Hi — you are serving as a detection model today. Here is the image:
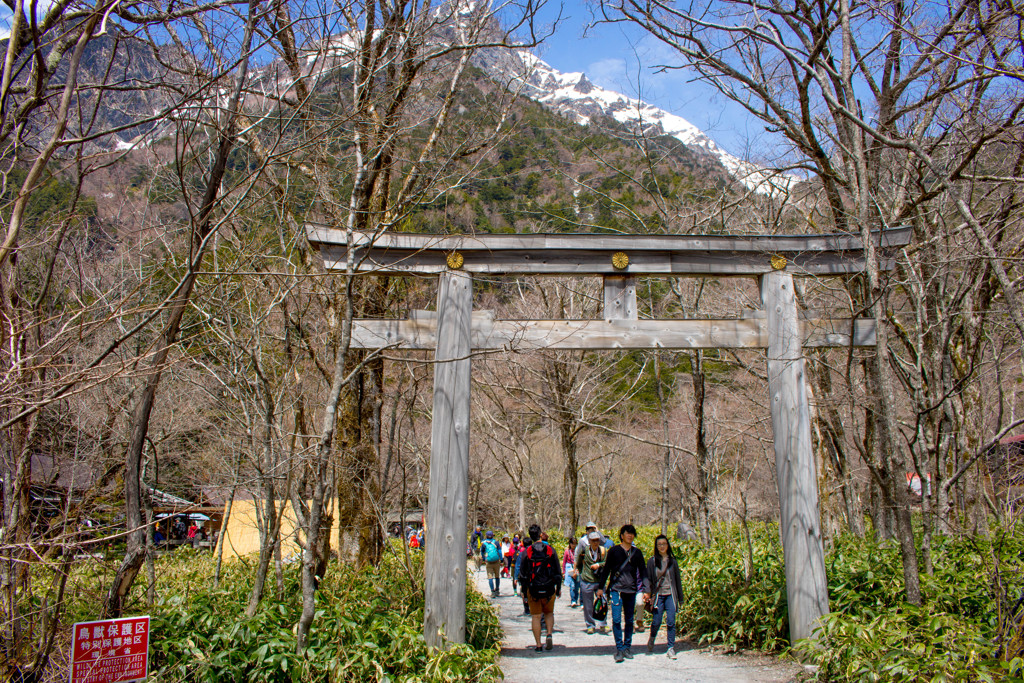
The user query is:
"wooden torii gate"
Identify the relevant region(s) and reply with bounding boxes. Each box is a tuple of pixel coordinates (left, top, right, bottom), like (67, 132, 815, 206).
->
(307, 227, 911, 648)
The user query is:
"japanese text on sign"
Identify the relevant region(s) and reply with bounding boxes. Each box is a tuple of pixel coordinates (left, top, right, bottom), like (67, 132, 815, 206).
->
(70, 616, 149, 683)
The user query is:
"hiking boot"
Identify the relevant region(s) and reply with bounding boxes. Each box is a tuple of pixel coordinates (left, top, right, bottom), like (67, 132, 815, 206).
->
(586, 627, 595, 634)
(623, 648, 634, 659)
(614, 650, 624, 663)
(667, 646, 677, 660)
(545, 634, 553, 650)
(647, 637, 655, 653)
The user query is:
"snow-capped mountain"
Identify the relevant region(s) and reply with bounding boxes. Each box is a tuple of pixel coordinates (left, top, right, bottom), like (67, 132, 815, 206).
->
(482, 49, 791, 194)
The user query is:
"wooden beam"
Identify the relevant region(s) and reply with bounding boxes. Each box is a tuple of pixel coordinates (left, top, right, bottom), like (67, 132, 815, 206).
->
(345, 315, 877, 350)
(423, 271, 472, 649)
(603, 276, 637, 319)
(306, 227, 911, 276)
(761, 272, 830, 643)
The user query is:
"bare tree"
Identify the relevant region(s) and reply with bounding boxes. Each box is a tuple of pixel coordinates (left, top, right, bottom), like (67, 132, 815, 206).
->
(605, 0, 1024, 604)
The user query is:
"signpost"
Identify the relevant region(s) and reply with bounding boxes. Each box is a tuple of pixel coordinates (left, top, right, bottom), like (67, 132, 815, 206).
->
(70, 616, 149, 683)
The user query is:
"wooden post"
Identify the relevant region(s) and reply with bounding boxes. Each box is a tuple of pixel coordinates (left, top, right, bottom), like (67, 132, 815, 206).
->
(603, 276, 637, 319)
(424, 270, 472, 649)
(761, 272, 829, 643)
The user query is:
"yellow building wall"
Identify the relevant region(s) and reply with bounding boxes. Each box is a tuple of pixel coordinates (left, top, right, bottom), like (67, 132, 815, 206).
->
(217, 499, 343, 560)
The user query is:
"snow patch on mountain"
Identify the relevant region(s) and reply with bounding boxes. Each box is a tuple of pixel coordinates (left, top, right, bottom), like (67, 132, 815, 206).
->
(511, 52, 792, 195)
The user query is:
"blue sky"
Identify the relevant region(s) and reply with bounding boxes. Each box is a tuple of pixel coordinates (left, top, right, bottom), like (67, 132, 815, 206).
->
(0, 0, 768, 159)
(528, 0, 767, 158)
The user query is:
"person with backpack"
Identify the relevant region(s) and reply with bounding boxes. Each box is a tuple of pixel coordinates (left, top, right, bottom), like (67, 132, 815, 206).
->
(514, 541, 529, 612)
(576, 530, 608, 633)
(481, 530, 503, 596)
(596, 524, 648, 663)
(643, 534, 684, 659)
(518, 524, 562, 652)
(469, 526, 486, 572)
(507, 535, 521, 584)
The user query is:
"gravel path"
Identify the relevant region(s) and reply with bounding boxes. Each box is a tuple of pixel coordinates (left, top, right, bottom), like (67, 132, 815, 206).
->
(476, 570, 806, 683)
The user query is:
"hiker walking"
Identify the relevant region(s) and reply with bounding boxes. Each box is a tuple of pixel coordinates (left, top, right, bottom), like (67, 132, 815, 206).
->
(574, 521, 607, 556)
(514, 540, 529, 612)
(575, 530, 608, 633)
(501, 536, 512, 577)
(595, 524, 647, 663)
(470, 526, 484, 572)
(518, 524, 562, 652)
(482, 531, 503, 596)
(563, 538, 580, 607)
(505, 534, 519, 581)
(643, 534, 683, 659)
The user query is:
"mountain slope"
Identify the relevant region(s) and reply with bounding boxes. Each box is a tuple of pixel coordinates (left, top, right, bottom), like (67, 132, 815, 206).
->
(473, 48, 791, 194)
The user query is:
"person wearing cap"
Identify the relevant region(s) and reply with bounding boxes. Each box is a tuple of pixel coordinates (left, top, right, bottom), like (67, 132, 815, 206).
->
(481, 530, 503, 596)
(575, 530, 608, 633)
(575, 521, 610, 556)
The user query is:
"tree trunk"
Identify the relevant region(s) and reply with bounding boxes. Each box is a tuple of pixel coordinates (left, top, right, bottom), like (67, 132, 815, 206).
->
(691, 350, 712, 546)
(297, 451, 332, 649)
(214, 490, 235, 588)
(245, 486, 278, 617)
(337, 278, 387, 567)
(811, 355, 864, 536)
(336, 358, 384, 566)
(654, 351, 673, 536)
(518, 493, 526, 535)
(101, 7, 255, 615)
(247, 386, 282, 616)
(142, 454, 156, 608)
(561, 422, 580, 534)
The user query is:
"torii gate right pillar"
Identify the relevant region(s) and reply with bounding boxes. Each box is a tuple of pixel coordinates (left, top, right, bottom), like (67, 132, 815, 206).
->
(761, 272, 830, 642)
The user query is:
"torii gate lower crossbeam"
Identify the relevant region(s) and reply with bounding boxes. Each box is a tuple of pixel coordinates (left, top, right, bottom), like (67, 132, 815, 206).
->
(307, 227, 910, 649)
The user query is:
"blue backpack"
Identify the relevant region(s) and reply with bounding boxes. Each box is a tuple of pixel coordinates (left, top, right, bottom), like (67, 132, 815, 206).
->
(482, 539, 501, 562)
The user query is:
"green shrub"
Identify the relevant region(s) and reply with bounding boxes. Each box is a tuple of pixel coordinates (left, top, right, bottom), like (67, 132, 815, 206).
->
(800, 605, 1018, 682)
(601, 522, 1024, 682)
(135, 549, 501, 682)
(672, 523, 789, 651)
(799, 528, 1024, 682)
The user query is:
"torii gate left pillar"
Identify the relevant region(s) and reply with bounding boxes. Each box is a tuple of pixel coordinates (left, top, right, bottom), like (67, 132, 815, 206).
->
(423, 271, 472, 647)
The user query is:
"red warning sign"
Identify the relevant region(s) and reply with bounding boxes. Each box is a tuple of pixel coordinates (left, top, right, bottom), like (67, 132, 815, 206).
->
(70, 616, 149, 683)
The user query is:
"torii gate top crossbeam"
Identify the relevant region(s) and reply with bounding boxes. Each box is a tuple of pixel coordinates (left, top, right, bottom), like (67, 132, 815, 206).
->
(306, 226, 911, 276)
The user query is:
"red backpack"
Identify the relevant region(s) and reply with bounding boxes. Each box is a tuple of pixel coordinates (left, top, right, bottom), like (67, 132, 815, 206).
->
(523, 544, 559, 599)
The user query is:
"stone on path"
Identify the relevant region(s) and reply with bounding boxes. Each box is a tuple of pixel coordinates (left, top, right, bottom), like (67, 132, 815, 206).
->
(477, 570, 805, 683)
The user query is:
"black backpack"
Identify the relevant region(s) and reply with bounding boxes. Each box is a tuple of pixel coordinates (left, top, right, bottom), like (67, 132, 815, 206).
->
(523, 544, 559, 599)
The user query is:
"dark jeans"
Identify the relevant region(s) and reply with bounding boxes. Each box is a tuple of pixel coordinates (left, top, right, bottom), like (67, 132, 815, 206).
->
(610, 589, 637, 651)
(649, 593, 677, 649)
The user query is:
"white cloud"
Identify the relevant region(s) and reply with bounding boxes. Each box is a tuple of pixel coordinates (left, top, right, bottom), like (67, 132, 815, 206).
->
(586, 57, 627, 91)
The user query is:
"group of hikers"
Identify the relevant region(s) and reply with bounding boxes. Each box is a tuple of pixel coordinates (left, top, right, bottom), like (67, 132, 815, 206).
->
(471, 521, 683, 662)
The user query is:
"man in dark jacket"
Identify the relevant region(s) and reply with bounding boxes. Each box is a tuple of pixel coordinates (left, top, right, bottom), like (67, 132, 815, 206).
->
(595, 524, 648, 662)
(518, 524, 562, 652)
